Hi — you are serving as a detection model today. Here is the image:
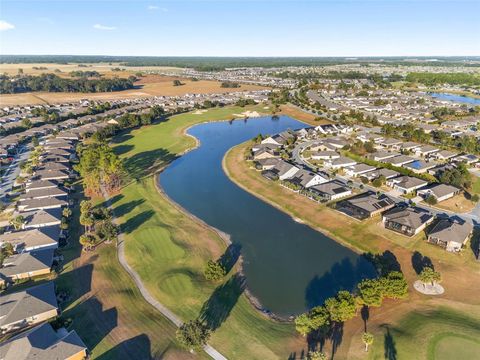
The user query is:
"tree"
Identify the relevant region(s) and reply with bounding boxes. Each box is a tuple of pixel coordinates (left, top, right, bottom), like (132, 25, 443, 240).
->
(79, 234, 97, 250)
(62, 207, 72, 218)
(294, 313, 313, 337)
(325, 290, 357, 323)
(96, 220, 118, 242)
(419, 267, 442, 287)
(10, 215, 25, 230)
(176, 320, 210, 350)
(357, 279, 383, 307)
(309, 306, 330, 331)
(307, 350, 327, 360)
(425, 195, 437, 205)
(381, 271, 408, 299)
(203, 260, 227, 281)
(362, 332, 374, 352)
(173, 79, 183, 86)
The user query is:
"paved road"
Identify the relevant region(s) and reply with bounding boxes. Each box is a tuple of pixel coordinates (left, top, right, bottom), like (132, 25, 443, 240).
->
(103, 191, 228, 360)
(0, 145, 31, 202)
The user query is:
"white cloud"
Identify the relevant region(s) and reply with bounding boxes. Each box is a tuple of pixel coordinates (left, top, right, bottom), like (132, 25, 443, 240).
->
(93, 24, 116, 31)
(148, 5, 167, 12)
(0, 20, 15, 32)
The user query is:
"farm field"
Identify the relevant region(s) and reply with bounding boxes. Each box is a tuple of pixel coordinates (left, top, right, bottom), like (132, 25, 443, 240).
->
(224, 140, 480, 358)
(0, 69, 267, 106)
(108, 106, 304, 359)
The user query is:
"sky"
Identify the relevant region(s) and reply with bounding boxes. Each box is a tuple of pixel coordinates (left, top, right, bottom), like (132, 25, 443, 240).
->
(0, 0, 479, 57)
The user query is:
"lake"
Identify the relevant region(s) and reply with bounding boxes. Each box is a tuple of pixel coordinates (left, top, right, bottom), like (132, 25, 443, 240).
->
(429, 92, 480, 105)
(159, 116, 375, 317)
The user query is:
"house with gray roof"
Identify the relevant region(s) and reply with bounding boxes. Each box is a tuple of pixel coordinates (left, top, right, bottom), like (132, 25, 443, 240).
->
(384, 155, 415, 167)
(0, 322, 87, 360)
(18, 197, 68, 212)
(336, 191, 396, 220)
(0, 226, 60, 252)
(25, 180, 59, 192)
(308, 180, 352, 201)
(19, 187, 68, 201)
(21, 209, 62, 229)
(417, 184, 460, 202)
(0, 282, 59, 334)
(382, 206, 434, 237)
(0, 249, 54, 286)
(386, 176, 429, 194)
(427, 219, 473, 252)
(286, 169, 329, 188)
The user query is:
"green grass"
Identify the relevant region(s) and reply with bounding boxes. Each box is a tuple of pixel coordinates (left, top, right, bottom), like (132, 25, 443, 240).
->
(110, 106, 303, 359)
(429, 333, 480, 360)
(472, 176, 480, 195)
(53, 185, 192, 359)
(368, 307, 480, 360)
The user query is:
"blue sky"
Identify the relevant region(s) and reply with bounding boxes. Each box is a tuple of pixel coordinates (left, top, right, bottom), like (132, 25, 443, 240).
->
(0, 1, 479, 56)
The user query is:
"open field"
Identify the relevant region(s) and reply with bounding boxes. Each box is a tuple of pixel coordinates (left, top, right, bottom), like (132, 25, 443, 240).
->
(0, 62, 180, 77)
(109, 106, 304, 359)
(0, 73, 267, 106)
(224, 140, 480, 358)
(278, 104, 331, 126)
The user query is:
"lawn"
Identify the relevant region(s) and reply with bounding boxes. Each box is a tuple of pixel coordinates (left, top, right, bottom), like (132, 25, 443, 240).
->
(367, 306, 480, 360)
(472, 176, 480, 195)
(110, 106, 304, 359)
(53, 185, 193, 360)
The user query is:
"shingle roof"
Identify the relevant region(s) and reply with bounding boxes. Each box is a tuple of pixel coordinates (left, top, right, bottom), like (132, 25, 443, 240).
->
(0, 226, 60, 250)
(0, 282, 58, 328)
(0, 249, 53, 279)
(0, 323, 87, 360)
(428, 219, 473, 245)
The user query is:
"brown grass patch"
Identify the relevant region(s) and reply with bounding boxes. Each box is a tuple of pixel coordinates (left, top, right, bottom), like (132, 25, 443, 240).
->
(278, 104, 331, 126)
(434, 192, 476, 213)
(0, 74, 268, 106)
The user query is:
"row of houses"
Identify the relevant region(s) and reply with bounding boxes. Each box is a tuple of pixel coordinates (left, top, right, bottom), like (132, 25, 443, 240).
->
(0, 134, 88, 359)
(336, 191, 474, 252)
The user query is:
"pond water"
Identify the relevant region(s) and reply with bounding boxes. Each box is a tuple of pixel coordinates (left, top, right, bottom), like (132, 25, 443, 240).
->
(159, 116, 375, 316)
(429, 92, 480, 105)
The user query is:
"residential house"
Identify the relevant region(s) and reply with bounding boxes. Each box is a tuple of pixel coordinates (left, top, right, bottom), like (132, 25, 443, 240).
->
(25, 180, 59, 192)
(382, 206, 434, 236)
(362, 168, 399, 181)
(433, 150, 458, 162)
(427, 219, 473, 252)
(0, 323, 87, 360)
(336, 191, 396, 220)
(384, 155, 415, 167)
(345, 163, 377, 177)
(370, 151, 400, 161)
(18, 197, 68, 212)
(21, 209, 63, 229)
(308, 180, 352, 201)
(417, 184, 460, 202)
(310, 151, 340, 160)
(386, 176, 429, 194)
(19, 187, 68, 201)
(324, 156, 357, 170)
(0, 282, 59, 334)
(0, 249, 54, 286)
(267, 160, 299, 180)
(414, 145, 440, 158)
(0, 226, 60, 252)
(287, 169, 329, 188)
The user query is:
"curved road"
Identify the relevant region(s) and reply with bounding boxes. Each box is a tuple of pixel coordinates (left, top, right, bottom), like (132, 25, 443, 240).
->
(103, 190, 228, 360)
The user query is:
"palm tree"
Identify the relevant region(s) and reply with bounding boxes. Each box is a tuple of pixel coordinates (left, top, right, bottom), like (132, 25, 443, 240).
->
(307, 350, 327, 360)
(10, 215, 25, 230)
(362, 332, 374, 352)
(419, 267, 441, 287)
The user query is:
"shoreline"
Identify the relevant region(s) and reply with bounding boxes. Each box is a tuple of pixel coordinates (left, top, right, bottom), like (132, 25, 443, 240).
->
(221, 143, 367, 256)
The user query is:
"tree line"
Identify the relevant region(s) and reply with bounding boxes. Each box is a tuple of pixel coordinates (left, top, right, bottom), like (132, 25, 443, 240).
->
(406, 72, 480, 86)
(0, 73, 136, 94)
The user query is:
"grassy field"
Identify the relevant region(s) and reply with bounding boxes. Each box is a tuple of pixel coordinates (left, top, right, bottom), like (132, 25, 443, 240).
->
(472, 176, 480, 195)
(109, 106, 304, 359)
(224, 140, 480, 359)
(366, 306, 480, 360)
